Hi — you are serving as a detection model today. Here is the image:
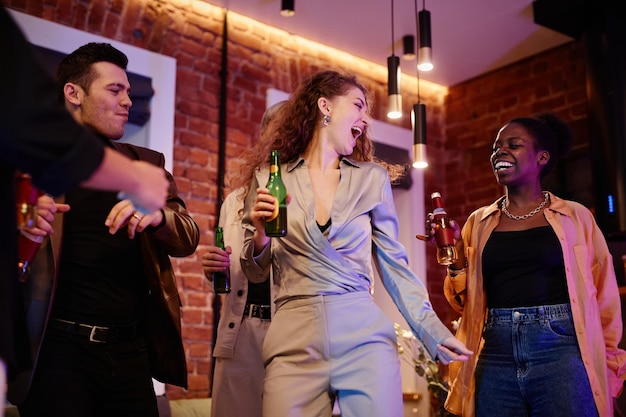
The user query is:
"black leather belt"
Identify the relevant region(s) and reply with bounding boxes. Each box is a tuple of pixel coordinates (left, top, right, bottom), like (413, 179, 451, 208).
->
(49, 318, 137, 344)
(243, 303, 271, 321)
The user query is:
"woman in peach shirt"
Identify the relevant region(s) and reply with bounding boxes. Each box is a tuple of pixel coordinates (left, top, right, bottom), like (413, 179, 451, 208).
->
(440, 112, 626, 417)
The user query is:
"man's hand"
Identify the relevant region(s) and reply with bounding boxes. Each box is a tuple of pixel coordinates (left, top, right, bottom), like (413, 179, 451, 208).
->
(118, 161, 168, 214)
(83, 150, 168, 213)
(20, 194, 70, 237)
(105, 199, 163, 238)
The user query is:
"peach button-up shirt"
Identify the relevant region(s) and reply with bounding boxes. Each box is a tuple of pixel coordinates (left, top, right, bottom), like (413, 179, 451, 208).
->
(444, 192, 626, 417)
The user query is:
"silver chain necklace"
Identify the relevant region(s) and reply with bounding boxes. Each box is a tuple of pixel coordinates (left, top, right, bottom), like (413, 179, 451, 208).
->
(501, 192, 549, 221)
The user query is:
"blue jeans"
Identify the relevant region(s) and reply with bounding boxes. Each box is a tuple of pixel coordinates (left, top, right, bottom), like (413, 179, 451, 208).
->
(475, 304, 597, 417)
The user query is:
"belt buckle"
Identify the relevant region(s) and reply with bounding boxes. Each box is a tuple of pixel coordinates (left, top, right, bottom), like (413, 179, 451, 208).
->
(260, 305, 271, 321)
(89, 325, 109, 343)
(244, 304, 253, 319)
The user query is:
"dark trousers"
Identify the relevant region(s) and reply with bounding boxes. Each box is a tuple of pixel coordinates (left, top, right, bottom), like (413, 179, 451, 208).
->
(18, 327, 158, 417)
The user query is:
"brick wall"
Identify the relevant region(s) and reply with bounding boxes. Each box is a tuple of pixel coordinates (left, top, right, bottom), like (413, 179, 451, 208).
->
(7, 0, 588, 398)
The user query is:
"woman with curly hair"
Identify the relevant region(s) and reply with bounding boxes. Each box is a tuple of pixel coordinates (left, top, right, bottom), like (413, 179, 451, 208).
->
(239, 70, 471, 417)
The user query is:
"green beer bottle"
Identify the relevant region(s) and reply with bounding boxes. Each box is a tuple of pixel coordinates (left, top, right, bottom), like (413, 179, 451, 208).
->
(212, 226, 231, 293)
(265, 150, 288, 237)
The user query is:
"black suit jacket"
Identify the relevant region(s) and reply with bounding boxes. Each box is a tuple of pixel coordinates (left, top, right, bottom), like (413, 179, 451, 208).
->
(8, 141, 199, 404)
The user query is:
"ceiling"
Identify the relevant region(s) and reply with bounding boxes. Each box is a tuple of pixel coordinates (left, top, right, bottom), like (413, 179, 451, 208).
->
(212, 0, 573, 87)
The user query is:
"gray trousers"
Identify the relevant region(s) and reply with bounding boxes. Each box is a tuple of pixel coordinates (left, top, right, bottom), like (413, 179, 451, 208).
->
(262, 291, 402, 417)
(211, 316, 270, 417)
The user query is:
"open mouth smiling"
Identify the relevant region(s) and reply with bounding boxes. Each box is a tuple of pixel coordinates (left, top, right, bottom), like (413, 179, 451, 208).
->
(494, 160, 514, 172)
(351, 125, 363, 140)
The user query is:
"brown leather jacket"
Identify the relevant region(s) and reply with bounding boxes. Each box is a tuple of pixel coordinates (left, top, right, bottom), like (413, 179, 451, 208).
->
(8, 142, 199, 404)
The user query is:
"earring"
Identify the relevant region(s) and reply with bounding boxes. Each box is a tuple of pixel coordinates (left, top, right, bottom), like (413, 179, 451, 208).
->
(323, 114, 331, 126)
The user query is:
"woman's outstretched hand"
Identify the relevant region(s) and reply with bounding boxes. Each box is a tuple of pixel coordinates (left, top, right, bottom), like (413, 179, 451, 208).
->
(436, 337, 473, 365)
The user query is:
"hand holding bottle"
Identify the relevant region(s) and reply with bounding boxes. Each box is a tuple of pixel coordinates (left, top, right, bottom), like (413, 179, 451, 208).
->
(264, 150, 287, 237)
(29, 194, 70, 234)
(249, 151, 290, 252)
(16, 171, 39, 229)
(415, 192, 462, 266)
(415, 216, 461, 243)
(16, 181, 70, 281)
(210, 227, 231, 293)
(248, 188, 290, 253)
(202, 245, 231, 279)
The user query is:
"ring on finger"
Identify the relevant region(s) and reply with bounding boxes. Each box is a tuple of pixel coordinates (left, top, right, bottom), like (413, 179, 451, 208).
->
(133, 213, 142, 221)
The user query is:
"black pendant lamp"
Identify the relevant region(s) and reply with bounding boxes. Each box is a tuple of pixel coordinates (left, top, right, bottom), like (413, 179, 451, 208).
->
(280, 0, 295, 17)
(412, 0, 428, 168)
(402, 35, 416, 61)
(412, 102, 428, 168)
(417, 1, 433, 72)
(387, 0, 402, 119)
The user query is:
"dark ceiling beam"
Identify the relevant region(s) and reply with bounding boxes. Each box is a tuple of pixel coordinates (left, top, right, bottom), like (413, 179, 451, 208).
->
(532, 0, 591, 38)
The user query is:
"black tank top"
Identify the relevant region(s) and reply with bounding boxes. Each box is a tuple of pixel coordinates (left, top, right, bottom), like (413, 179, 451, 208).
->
(482, 226, 569, 308)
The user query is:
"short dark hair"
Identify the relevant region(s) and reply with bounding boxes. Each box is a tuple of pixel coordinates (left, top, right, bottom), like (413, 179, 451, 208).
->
(508, 112, 573, 179)
(56, 42, 128, 102)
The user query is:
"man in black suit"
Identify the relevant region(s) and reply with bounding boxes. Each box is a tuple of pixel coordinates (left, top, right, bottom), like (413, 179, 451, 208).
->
(0, 6, 171, 388)
(9, 42, 199, 417)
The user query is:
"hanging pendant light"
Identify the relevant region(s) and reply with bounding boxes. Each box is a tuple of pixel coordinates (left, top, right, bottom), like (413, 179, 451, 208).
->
(280, 0, 295, 17)
(387, 0, 402, 119)
(402, 35, 416, 61)
(412, 103, 428, 168)
(387, 56, 402, 119)
(417, 1, 433, 72)
(412, 0, 428, 169)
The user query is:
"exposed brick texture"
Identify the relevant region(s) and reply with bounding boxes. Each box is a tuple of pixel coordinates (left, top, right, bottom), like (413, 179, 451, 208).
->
(7, 0, 587, 398)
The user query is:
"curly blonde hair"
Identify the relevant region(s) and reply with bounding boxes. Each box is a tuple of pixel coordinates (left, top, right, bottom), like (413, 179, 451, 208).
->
(231, 70, 406, 200)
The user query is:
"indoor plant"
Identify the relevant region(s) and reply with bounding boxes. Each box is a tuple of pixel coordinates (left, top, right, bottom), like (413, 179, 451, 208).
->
(394, 323, 456, 417)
